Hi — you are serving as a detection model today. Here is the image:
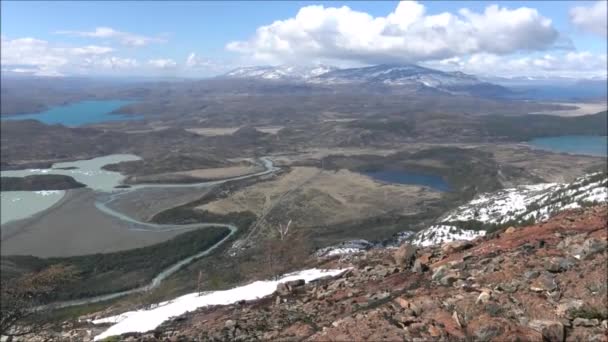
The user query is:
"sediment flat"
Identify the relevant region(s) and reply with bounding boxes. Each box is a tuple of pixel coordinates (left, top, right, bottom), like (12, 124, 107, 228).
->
(0, 188, 198, 257)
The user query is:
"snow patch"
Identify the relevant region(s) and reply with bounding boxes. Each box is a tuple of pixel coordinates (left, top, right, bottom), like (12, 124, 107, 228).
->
(93, 268, 347, 340)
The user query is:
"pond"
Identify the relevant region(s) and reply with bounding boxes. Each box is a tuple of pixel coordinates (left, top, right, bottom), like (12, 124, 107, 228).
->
(528, 135, 607, 157)
(363, 170, 451, 192)
(1, 100, 139, 126)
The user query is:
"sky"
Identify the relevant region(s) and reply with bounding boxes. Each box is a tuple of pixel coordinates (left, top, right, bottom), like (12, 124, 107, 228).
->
(1, 1, 606, 78)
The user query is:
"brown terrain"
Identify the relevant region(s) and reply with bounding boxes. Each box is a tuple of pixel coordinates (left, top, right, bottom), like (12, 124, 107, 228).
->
(40, 205, 607, 341)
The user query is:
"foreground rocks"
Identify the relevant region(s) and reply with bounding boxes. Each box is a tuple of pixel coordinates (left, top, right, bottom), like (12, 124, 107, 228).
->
(26, 206, 608, 341)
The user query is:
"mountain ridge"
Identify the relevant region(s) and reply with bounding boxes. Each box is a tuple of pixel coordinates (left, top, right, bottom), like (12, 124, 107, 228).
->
(221, 63, 513, 97)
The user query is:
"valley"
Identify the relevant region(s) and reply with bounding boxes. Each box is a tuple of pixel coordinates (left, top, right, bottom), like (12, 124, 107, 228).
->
(1, 64, 606, 340)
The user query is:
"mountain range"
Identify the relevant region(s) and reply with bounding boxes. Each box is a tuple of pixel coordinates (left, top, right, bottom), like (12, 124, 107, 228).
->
(221, 64, 511, 97)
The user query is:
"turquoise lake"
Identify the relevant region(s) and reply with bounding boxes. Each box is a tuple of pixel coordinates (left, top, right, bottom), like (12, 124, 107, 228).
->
(528, 136, 607, 157)
(363, 170, 451, 192)
(1, 100, 139, 126)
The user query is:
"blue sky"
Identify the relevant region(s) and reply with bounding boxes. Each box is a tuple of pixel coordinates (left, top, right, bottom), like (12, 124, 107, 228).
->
(1, 1, 606, 78)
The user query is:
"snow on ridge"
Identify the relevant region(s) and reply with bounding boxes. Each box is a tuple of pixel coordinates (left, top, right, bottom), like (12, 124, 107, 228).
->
(411, 225, 485, 247)
(409, 172, 606, 247)
(315, 239, 373, 257)
(441, 173, 607, 225)
(93, 268, 347, 340)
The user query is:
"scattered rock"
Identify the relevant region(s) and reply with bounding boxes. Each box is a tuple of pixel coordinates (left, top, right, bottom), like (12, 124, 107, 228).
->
(572, 318, 600, 327)
(505, 226, 517, 234)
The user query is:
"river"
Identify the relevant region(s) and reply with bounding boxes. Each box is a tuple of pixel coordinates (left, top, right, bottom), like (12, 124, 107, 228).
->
(2, 156, 279, 309)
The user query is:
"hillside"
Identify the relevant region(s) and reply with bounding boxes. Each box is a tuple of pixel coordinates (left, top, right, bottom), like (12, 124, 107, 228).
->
(73, 205, 607, 341)
(410, 172, 607, 247)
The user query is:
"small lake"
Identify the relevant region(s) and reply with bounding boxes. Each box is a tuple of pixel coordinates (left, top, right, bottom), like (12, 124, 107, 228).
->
(1, 100, 139, 126)
(528, 136, 607, 157)
(363, 170, 451, 192)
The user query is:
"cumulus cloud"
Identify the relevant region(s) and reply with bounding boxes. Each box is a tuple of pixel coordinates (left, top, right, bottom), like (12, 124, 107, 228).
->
(82, 56, 139, 69)
(185, 53, 213, 68)
(227, 1, 561, 64)
(56, 27, 167, 46)
(570, 1, 607, 37)
(148, 58, 177, 69)
(425, 51, 608, 78)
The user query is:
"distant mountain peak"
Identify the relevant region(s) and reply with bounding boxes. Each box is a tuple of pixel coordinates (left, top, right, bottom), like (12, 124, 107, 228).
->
(223, 64, 338, 81)
(221, 63, 509, 97)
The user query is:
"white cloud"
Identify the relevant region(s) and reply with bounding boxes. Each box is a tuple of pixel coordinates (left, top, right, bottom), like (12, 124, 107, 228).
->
(185, 52, 212, 68)
(82, 56, 139, 69)
(56, 27, 167, 47)
(148, 58, 177, 69)
(227, 1, 560, 64)
(1, 35, 133, 76)
(68, 45, 114, 55)
(425, 51, 608, 78)
(570, 1, 607, 37)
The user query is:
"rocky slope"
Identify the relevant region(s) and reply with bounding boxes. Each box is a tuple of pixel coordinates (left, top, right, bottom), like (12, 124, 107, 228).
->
(46, 205, 606, 342)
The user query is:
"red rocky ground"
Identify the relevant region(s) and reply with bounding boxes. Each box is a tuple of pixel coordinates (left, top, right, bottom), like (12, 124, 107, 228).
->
(46, 206, 608, 341)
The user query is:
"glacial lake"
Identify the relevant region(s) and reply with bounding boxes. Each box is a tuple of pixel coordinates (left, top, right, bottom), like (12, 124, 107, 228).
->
(0, 191, 65, 225)
(528, 136, 607, 157)
(1, 100, 139, 126)
(0, 154, 141, 225)
(363, 170, 451, 192)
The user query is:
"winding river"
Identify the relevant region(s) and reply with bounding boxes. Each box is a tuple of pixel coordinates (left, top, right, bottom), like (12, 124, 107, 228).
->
(5, 157, 280, 309)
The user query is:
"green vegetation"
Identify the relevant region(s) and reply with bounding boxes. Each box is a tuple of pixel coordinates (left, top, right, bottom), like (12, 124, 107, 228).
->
(2, 227, 230, 301)
(571, 307, 608, 320)
(1, 175, 86, 191)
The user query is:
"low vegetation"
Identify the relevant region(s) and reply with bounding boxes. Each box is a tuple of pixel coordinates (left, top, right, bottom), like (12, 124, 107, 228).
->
(1, 174, 86, 191)
(1, 227, 230, 301)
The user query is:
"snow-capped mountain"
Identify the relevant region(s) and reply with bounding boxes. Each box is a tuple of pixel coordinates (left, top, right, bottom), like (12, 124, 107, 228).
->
(223, 65, 338, 81)
(222, 63, 509, 97)
(410, 172, 607, 247)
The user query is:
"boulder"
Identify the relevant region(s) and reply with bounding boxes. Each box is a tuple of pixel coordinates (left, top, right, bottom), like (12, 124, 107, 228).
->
(556, 299, 584, 317)
(545, 257, 576, 273)
(411, 259, 428, 273)
(393, 244, 417, 267)
(530, 273, 558, 292)
(529, 320, 564, 342)
(441, 240, 474, 254)
(572, 318, 600, 327)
